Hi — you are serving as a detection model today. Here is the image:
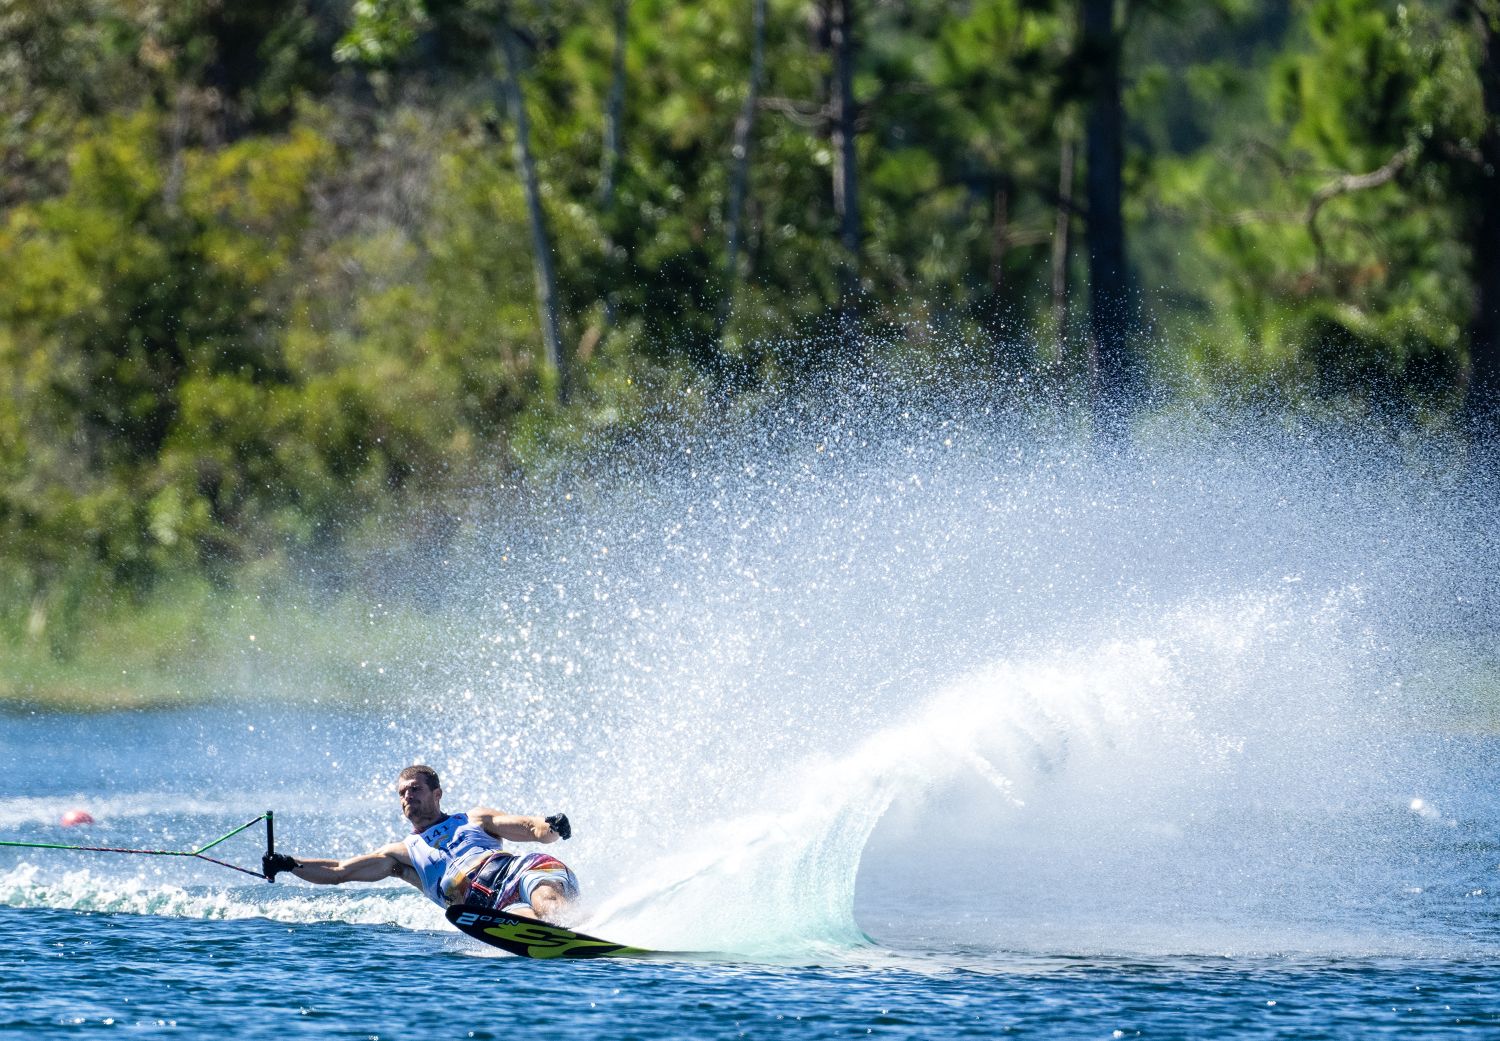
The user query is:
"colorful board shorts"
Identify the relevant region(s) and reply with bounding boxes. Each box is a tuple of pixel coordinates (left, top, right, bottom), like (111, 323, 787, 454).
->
(463, 851, 579, 912)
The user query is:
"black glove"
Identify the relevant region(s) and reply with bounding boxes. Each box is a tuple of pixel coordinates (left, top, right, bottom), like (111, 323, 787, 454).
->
(544, 813, 571, 840)
(262, 852, 299, 881)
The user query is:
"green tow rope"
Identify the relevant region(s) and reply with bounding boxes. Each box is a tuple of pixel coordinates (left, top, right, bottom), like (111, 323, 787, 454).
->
(0, 811, 275, 881)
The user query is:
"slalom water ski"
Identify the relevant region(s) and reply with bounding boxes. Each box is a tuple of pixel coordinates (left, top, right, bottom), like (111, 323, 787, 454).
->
(446, 904, 710, 960)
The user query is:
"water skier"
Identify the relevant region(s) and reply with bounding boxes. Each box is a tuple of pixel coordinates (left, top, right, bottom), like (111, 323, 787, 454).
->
(261, 765, 578, 921)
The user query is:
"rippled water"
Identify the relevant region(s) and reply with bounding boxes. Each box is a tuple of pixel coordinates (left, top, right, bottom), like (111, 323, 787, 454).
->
(6, 405, 1500, 1037)
(7, 907, 1500, 1040)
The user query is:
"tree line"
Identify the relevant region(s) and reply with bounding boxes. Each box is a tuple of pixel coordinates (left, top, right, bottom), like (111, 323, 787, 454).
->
(2, 0, 1498, 653)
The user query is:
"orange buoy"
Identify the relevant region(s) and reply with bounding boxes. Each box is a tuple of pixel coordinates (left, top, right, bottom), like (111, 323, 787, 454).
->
(59, 809, 95, 827)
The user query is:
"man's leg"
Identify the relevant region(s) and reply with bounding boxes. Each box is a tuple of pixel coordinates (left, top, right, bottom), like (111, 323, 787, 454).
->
(527, 881, 569, 922)
(501, 855, 578, 922)
(501, 883, 566, 921)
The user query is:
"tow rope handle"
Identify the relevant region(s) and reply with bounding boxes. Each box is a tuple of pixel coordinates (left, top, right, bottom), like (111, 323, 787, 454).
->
(264, 810, 276, 883)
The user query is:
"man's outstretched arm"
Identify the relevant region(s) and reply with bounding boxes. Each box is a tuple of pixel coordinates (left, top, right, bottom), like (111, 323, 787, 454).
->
(264, 844, 409, 884)
(470, 808, 570, 843)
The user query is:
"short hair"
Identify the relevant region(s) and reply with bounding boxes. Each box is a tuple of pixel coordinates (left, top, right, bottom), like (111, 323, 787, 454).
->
(397, 764, 441, 791)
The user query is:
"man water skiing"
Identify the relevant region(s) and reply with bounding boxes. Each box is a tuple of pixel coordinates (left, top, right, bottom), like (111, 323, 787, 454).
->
(261, 765, 579, 921)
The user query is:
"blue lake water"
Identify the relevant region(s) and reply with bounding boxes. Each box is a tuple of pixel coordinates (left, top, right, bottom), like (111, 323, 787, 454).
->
(5, 418, 1500, 1036)
(6, 904, 1500, 1039)
(4, 697, 1497, 1037)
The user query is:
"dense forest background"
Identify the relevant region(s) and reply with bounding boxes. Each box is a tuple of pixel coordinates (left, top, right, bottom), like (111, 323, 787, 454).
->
(2, 0, 1499, 702)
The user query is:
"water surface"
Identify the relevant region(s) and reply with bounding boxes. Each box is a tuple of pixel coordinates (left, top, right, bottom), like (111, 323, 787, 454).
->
(6, 410, 1500, 1037)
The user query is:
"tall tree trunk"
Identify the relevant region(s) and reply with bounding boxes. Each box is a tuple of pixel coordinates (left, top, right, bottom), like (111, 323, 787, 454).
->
(1051, 133, 1076, 367)
(497, 13, 568, 402)
(598, 0, 629, 330)
(989, 182, 1010, 296)
(828, 0, 861, 318)
(1469, 0, 1500, 430)
(719, 0, 767, 341)
(979, 180, 1012, 351)
(164, 85, 191, 213)
(599, 0, 628, 211)
(1081, 0, 1136, 422)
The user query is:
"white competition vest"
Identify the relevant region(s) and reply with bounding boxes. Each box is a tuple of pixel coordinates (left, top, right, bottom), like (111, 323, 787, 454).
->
(402, 813, 505, 906)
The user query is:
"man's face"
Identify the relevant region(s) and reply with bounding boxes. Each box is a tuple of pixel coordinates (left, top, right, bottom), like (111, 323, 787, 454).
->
(397, 776, 441, 825)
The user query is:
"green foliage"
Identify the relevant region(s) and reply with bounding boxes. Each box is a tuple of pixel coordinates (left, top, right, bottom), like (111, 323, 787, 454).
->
(1136, 0, 1486, 408)
(3, 0, 1499, 674)
(337, 0, 431, 65)
(0, 568, 458, 710)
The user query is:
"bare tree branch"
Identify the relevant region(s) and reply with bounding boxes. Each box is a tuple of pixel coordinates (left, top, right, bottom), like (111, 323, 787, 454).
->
(759, 96, 827, 127)
(1306, 144, 1417, 273)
